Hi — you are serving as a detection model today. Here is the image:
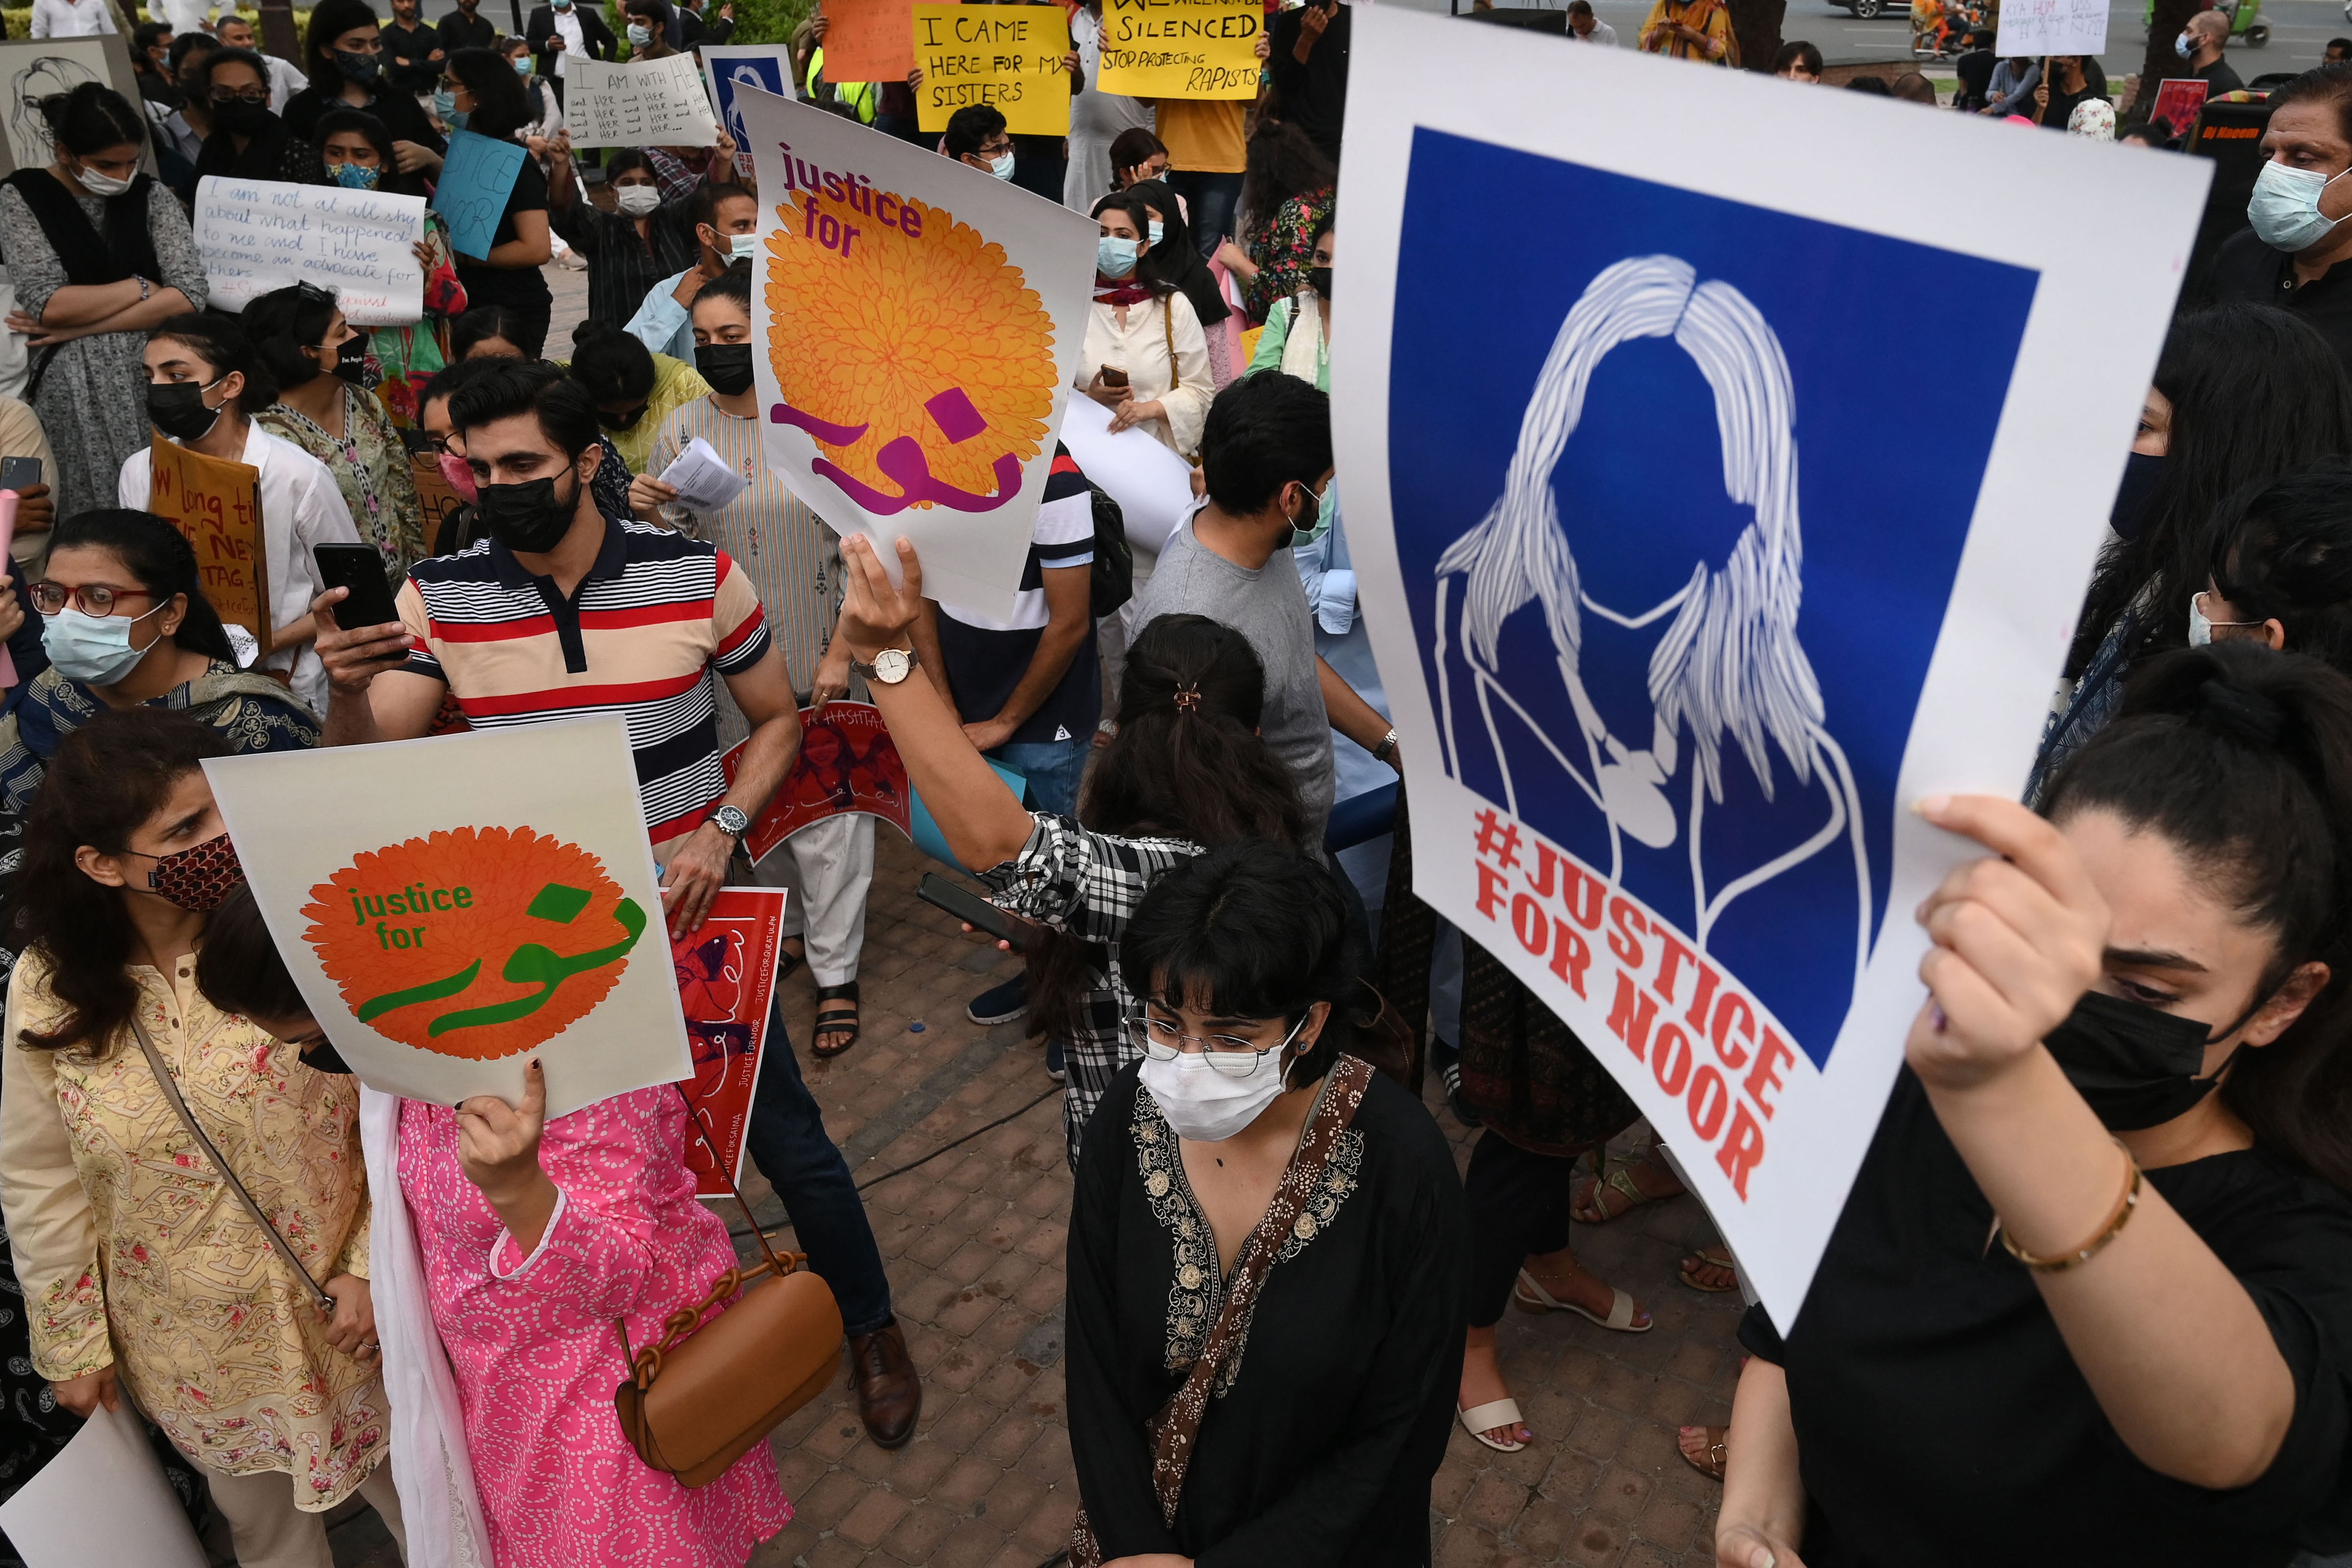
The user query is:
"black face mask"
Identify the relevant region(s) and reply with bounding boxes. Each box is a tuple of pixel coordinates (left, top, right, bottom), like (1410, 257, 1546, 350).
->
(334, 48, 382, 84)
(147, 378, 224, 441)
(2043, 988, 2234, 1131)
(1309, 264, 1333, 301)
(2108, 450, 2164, 544)
(476, 470, 580, 554)
(299, 1037, 357, 1075)
(211, 97, 277, 137)
(695, 342, 755, 396)
(333, 334, 369, 384)
(599, 403, 649, 431)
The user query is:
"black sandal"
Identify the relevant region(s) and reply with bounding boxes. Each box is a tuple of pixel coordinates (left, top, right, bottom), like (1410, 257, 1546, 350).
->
(777, 938, 804, 984)
(811, 980, 861, 1059)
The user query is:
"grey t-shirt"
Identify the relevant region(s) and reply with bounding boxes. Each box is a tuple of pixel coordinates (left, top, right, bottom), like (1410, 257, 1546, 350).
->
(1132, 502, 1335, 838)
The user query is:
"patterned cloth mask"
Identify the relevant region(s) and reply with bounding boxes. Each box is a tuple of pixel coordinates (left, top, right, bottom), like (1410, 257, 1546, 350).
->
(136, 832, 246, 911)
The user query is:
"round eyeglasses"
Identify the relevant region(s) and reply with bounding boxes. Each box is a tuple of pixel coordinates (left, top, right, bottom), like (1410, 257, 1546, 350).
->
(1123, 1011, 1308, 1078)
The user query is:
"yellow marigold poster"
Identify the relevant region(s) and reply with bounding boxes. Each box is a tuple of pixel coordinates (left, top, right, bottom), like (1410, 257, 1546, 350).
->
(203, 719, 692, 1119)
(737, 82, 1099, 622)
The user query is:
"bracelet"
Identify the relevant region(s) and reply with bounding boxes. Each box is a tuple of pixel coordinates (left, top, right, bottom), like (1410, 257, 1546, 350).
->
(134, 275, 151, 302)
(1372, 728, 1398, 763)
(1997, 1139, 2141, 1271)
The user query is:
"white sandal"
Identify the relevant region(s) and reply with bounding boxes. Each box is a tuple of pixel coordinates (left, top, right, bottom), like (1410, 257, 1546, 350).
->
(1513, 1267, 1651, 1332)
(1456, 1398, 1526, 1453)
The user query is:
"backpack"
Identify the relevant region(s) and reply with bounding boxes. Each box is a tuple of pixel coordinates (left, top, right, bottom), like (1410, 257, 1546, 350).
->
(1086, 480, 1132, 619)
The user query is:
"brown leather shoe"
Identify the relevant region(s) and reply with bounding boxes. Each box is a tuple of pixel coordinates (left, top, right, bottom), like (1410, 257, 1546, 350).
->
(847, 1322, 921, 1449)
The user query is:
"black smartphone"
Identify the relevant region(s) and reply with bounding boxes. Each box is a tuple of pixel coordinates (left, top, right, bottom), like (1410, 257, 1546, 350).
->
(313, 543, 402, 631)
(0, 456, 40, 493)
(917, 871, 1036, 954)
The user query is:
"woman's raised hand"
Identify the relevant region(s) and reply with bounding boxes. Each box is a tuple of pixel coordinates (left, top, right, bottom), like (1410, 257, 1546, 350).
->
(837, 533, 925, 657)
(456, 1059, 548, 1202)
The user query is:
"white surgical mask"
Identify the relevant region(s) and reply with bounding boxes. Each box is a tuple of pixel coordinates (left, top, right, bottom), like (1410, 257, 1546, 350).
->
(990, 150, 1015, 180)
(1139, 1041, 1298, 1142)
(729, 233, 758, 262)
(1097, 235, 1141, 278)
(614, 182, 661, 215)
(76, 162, 135, 197)
(1148, 219, 1164, 246)
(2249, 159, 2351, 253)
(2189, 591, 2260, 648)
(627, 20, 652, 43)
(44, 604, 165, 686)
(2175, 30, 2193, 56)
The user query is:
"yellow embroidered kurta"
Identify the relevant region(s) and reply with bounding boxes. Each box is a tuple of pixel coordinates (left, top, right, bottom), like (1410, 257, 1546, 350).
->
(0, 949, 386, 1508)
(1638, 0, 1738, 63)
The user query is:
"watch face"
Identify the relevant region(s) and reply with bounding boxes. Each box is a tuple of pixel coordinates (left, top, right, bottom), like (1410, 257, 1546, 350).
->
(873, 647, 912, 684)
(713, 805, 750, 835)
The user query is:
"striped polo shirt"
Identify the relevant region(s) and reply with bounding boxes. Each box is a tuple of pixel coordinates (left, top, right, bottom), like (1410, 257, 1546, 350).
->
(396, 517, 772, 847)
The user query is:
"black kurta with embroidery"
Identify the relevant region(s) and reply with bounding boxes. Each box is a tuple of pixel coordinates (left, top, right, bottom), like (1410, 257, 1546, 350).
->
(1065, 1061, 1469, 1566)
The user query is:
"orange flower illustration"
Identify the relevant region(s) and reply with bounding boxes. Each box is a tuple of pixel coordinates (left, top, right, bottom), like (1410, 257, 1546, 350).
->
(763, 195, 1057, 503)
(301, 828, 646, 1061)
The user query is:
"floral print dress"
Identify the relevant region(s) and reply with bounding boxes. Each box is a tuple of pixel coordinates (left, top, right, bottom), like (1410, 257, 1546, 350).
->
(1243, 186, 1334, 325)
(260, 382, 429, 581)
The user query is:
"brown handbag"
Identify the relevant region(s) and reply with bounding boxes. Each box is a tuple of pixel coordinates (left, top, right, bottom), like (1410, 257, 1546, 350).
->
(612, 1087, 845, 1488)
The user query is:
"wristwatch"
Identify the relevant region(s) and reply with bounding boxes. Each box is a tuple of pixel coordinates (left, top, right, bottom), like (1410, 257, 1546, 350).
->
(708, 804, 751, 841)
(851, 645, 918, 685)
(1373, 728, 1400, 764)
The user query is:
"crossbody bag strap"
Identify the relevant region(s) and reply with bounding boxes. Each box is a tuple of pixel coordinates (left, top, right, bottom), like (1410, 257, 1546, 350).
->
(1164, 294, 1176, 381)
(128, 1013, 337, 1314)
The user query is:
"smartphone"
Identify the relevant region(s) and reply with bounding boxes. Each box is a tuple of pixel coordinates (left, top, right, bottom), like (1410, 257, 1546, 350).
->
(313, 543, 402, 631)
(917, 872, 1037, 954)
(0, 456, 40, 493)
(1098, 365, 1129, 390)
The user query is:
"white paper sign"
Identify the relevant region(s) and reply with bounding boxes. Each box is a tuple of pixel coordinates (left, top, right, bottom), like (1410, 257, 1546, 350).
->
(566, 53, 721, 149)
(1993, 0, 2109, 58)
(1058, 392, 1194, 559)
(1335, 9, 2206, 1324)
(206, 719, 694, 1120)
(0, 1401, 207, 1568)
(194, 176, 429, 327)
(737, 85, 1099, 621)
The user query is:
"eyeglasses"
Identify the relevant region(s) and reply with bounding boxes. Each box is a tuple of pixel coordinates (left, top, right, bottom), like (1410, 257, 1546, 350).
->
(210, 86, 270, 104)
(1123, 1011, 1308, 1077)
(30, 581, 159, 616)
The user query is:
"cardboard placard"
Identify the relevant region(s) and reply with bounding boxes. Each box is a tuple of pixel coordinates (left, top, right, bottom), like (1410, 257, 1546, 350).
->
(673, 886, 786, 1195)
(410, 450, 465, 557)
(565, 53, 721, 150)
(913, 3, 1072, 135)
(823, 0, 917, 83)
(1096, 0, 1263, 100)
(431, 130, 527, 262)
(194, 176, 430, 326)
(145, 437, 270, 658)
(1991, 0, 2108, 58)
(720, 702, 912, 863)
(2150, 76, 2210, 131)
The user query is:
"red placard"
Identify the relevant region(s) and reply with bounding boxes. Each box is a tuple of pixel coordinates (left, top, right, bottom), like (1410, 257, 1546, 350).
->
(721, 702, 914, 864)
(2151, 78, 2210, 132)
(673, 887, 787, 1196)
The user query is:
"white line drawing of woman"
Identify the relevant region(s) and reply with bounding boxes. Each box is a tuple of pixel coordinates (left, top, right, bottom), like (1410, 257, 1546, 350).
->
(1433, 254, 1874, 1014)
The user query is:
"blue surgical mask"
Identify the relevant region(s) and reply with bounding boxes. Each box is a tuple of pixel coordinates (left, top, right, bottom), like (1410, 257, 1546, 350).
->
(729, 233, 758, 262)
(2249, 159, 2349, 253)
(2175, 31, 2193, 56)
(1290, 478, 1335, 547)
(512, 55, 533, 73)
(990, 150, 1015, 180)
(627, 21, 652, 44)
(433, 88, 467, 131)
(331, 160, 381, 189)
(1148, 219, 1164, 246)
(1097, 235, 1140, 278)
(44, 604, 166, 686)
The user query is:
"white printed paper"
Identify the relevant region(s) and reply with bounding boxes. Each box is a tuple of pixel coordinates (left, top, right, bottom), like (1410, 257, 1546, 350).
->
(565, 54, 721, 149)
(660, 436, 751, 513)
(1058, 392, 1195, 558)
(195, 176, 429, 326)
(0, 1401, 207, 1568)
(1994, 0, 2109, 58)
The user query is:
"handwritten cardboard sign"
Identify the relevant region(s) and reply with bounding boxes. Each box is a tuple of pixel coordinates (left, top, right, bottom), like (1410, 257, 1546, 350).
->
(822, 0, 916, 83)
(1097, 0, 1262, 99)
(1992, 0, 2108, 59)
(194, 176, 429, 327)
(673, 886, 786, 1195)
(410, 451, 466, 557)
(913, 3, 1072, 135)
(431, 130, 527, 262)
(566, 54, 721, 149)
(145, 437, 269, 657)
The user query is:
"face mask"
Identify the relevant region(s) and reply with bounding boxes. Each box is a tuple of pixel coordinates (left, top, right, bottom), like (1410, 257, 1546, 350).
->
(436, 450, 479, 502)
(1139, 1036, 1299, 1141)
(334, 48, 382, 83)
(627, 21, 653, 43)
(44, 602, 166, 686)
(1289, 478, 1335, 547)
(212, 97, 275, 137)
(298, 1036, 357, 1074)
(696, 341, 755, 396)
(1098, 235, 1140, 278)
(140, 831, 246, 912)
(2175, 31, 2193, 56)
(1309, 263, 1332, 301)
(990, 150, 1015, 180)
(614, 182, 662, 216)
(512, 55, 533, 74)
(76, 163, 135, 197)
(599, 403, 648, 431)
(2107, 450, 2162, 543)
(729, 233, 759, 263)
(147, 376, 226, 441)
(1148, 219, 1164, 246)
(554, 0, 572, 10)
(333, 333, 369, 385)
(2042, 988, 2238, 1131)
(331, 159, 381, 189)
(2249, 159, 2350, 253)
(476, 471, 580, 553)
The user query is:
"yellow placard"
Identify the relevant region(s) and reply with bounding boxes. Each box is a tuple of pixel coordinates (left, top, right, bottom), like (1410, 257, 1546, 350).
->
(1096, 0, 1262, 99)
(913, 4, 1072, 136)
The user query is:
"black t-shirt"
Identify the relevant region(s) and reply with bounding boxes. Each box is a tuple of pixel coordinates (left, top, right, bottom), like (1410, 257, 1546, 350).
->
(1267, 2, 1350, 165)
(380, 20, 444, 94)
(2209, 226, 2352, 381)
(934, 447, 1100, 749)
(2199, 56, 2247, 95)
(1741, 1069, 2352, 1568)
(437, 9, 499, 53)
(283, 83, 445, 155)
(452, 156, 553, 310)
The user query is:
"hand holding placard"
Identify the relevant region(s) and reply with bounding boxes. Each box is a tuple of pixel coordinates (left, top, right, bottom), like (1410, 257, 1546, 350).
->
(1992, 0, 2108, 59)
(1096, 0, 1263, 99)
(195, 176, 429, 326)
(566, 55, 721, 149)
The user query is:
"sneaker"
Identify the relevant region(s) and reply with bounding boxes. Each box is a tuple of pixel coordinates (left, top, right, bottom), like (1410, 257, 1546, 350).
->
(1430, 1038, 1481, 1128)
(968, 975, 1027, 1027)
(1045, 1038, 1066, 1082)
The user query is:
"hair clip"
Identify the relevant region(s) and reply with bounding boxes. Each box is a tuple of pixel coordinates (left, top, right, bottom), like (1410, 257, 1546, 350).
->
(1172, 682, 1202, 713)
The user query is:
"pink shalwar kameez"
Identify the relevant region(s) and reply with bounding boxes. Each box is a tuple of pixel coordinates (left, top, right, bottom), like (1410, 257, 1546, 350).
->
(399, 1086, 791, 1568)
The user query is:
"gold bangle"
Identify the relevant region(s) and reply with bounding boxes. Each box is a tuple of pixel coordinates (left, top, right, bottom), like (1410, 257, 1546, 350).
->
(1997, 1139, 2142, 1272)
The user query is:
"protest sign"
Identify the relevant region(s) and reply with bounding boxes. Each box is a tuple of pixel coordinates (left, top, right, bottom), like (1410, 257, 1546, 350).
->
(913, 3, 1072, 135)
(1057, 392, 1194, 557)
(194, 177, 429, 326)
(674, 887, 786, 1194)
(1334, 10, 2209, 1321)
(823, 0, 917, 82)
(2152, 77, 2210, 131)
(737, 86, 1097, 621)
(704, 44, 795, 177)
(1993, 0, 2107, 58)
(146, 437, 269, 657)
(721, 703, 912, 863)
(566, 54, 720, 149)
(410, 450, 466, 557)
(1096, 0, 1263, 100)
(206, 719, 693, 1121)
(432, 130, 528, 261)
(0, 1402, 207, 1568)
